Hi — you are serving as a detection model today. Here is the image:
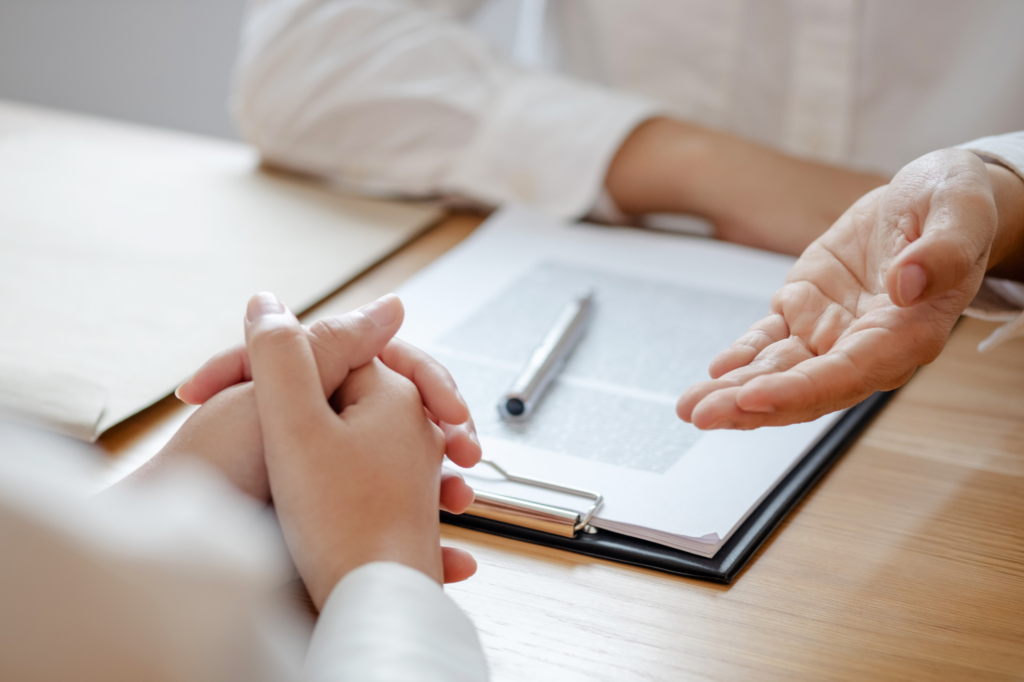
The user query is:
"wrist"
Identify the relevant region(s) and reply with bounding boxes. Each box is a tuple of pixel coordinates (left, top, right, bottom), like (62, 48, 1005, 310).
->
(984, 162, 1024, 279)
(305, 531, 443, 609)
(604, 117, 888, 256)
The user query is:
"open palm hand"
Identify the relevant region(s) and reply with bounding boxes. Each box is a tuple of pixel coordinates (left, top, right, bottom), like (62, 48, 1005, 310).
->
(677, 149, 998, 429)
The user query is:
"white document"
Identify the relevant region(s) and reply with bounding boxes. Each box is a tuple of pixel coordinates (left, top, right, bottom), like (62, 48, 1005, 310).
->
(0, 100, 440, 440)
(397, 206, 841, 558)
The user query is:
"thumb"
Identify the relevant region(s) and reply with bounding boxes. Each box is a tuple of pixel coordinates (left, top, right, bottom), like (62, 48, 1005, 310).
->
(244, 292, 330, 446)
(885, 163, 997, 307)
(306, 294, 405, 398)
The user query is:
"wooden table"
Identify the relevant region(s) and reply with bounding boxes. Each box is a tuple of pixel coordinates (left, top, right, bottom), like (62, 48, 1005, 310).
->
(101, 213, 1024, 681)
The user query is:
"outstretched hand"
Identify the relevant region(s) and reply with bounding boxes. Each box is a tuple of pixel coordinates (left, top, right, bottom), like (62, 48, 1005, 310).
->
(678, 149, 1000, 429)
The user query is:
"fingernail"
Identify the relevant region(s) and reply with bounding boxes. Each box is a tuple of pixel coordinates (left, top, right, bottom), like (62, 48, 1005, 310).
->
(895, 263, 926, 306)
(709, 420, 735, 430)
(743, 404, 775, 414)
(246, 292, 285, 322)
(359, 294, 400, 326)
(173, 381, 188, 401)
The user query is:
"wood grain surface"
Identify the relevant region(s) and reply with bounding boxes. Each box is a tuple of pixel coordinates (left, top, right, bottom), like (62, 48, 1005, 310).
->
(101, 214, 1024, 681)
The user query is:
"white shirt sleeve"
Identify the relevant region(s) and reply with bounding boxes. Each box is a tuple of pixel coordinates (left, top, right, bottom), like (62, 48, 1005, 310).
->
(0, 424, 307, 682)
(232, 0, 659, 218)
(306, 561, 488, 682)
(956, 132, 1024, 351)
(0, 422, 487, 682)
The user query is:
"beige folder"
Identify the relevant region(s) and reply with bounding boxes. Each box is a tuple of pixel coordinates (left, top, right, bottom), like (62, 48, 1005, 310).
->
(0, 101, 441, 441)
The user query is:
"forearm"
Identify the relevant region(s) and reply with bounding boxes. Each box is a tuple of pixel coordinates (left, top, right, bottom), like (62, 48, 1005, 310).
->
(605, 117, 888, 255)
(985, 162, 1024, 280)
(603, 117, 717, 215)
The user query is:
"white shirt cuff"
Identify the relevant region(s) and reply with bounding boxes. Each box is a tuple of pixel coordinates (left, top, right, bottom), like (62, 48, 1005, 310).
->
(956, 132, 1024, 351)
(964, 278, 1024, 352)
(305, 561, 488, 682)
(446, 68, 661, 219)
(957, 131, 1024, 182)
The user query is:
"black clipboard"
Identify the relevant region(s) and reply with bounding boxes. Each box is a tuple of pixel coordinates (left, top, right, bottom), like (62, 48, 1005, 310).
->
(441, 390, 893, 584)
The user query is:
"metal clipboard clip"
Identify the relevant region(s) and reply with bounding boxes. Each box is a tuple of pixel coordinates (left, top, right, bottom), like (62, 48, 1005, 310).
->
(463, 459, 603, 538)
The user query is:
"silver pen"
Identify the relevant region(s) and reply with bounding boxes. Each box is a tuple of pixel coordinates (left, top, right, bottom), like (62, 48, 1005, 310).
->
(498, 290, 594, 421)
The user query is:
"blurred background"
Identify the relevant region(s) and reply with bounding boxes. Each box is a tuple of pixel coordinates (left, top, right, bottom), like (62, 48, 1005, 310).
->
(0, 0, 248, 139)
(0, 0, 535, 141)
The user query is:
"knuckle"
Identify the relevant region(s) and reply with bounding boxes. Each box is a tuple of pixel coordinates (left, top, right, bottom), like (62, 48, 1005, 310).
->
(309, 316, 359, 355)
(250, 319, 302, 353)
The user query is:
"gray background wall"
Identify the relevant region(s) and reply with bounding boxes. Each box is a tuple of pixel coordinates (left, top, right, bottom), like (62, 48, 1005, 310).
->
(0, 0, 249, 139)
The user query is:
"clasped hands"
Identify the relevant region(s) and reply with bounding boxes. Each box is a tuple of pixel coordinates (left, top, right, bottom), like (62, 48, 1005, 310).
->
(133, 292, 480, 609)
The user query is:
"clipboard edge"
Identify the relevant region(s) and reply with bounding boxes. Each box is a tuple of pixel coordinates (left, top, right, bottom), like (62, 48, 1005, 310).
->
(441, 390, 896, 584)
